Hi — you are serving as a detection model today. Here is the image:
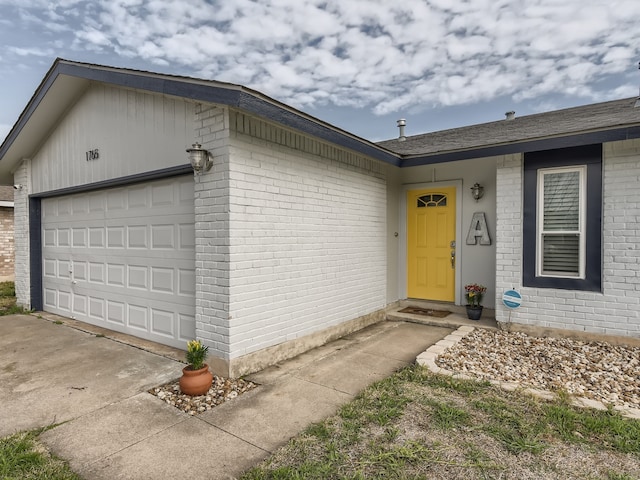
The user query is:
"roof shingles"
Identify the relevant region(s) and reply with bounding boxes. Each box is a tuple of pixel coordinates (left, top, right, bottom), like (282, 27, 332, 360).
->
(377, 97, 640, 157)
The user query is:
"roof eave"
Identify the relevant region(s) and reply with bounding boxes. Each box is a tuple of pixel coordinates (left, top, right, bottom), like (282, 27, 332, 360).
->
(399, 125, 640, 167)
(0, 59, 400, 184)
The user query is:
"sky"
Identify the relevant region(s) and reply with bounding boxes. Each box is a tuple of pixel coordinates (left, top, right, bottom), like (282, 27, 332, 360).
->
(0, 0, 638, 144)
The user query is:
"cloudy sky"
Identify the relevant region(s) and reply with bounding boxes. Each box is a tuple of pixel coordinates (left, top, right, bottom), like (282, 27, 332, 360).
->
(0, 0, 638, 144)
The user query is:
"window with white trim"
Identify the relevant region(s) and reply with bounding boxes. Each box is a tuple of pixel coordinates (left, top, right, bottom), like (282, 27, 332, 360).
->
(536, 166, 586, 278)
(523, 144, 601, 292)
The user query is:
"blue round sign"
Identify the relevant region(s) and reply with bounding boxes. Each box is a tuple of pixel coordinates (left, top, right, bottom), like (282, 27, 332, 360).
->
(502, 289, 522, 309)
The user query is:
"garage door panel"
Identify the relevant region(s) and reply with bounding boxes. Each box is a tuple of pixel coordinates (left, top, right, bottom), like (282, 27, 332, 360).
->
(89, 262, 105, 283)
(151, 308, 175, 338)
(128, 304, 148, 331)
(72, 196, 88, 215)
(107, 300, 125, 325)
(59, 291, 71, 311)
(44, 288, 57, 309)
(57, 197, 72, 215)
(89, 297, 105, 320)
(178, 269, 196, 296)
(44, 259, 57, 277)
(44, 229, 57, 247)
(73, 294, 87, 315)
(59, 229, 72, 246)
(73, 261, 88, 281)
(58, 260, 71, 279)
(179, 314, 196, 341)
(127, 225, 148, 249)
(89, 228, 105, 247)
(179, 224, 195, 249)
(42, 175, 196, 349)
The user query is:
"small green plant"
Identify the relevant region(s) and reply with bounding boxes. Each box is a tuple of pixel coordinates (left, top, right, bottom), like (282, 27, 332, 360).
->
(464, 283, 487, 307)
(186, 339, 209, 370)
(0, 281, 15, 297)
(0, 281, 30, 316)
(425, 399, 470, 429)
(53, 320, 63, 325)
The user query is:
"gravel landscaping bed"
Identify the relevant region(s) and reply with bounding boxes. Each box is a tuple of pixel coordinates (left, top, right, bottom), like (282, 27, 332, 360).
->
(436, 328, 640, 410)
(149, 375, 257, 415)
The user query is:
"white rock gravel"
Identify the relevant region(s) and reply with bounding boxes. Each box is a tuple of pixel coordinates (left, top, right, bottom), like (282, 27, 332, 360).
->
(435, 328, 640, 410)
(149, 375, 257, 415)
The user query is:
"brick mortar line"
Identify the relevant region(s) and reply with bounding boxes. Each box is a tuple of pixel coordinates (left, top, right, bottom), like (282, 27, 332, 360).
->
(416, 326, 640, 420)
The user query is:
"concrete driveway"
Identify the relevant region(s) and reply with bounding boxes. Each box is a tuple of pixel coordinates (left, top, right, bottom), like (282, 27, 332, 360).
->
(0, 314, 183, 438)
(0, 313, 451, 479)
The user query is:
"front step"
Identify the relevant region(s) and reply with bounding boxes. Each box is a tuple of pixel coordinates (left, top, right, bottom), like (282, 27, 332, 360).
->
(388, 299, 498, 330)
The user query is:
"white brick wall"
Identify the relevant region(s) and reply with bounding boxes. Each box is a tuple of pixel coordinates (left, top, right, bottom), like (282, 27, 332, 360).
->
(13, 160, 30, 308)
(496, 140, 640, 338)
(225, 113, 387, 359)
(495, 153, 522, 305)
(192, 104, 232, 360)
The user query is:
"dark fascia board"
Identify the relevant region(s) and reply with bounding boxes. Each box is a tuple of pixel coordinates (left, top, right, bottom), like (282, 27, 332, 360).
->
(0, 59, 62, 162)
(0, 59, 400, 167)
(399, 125, 640, 167)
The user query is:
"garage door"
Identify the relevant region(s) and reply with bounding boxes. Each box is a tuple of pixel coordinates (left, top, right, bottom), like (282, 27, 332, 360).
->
(42, 175, 196, 349)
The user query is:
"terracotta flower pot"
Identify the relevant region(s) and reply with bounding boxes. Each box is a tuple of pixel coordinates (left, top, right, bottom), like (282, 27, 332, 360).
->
(179, 364, 213, 396)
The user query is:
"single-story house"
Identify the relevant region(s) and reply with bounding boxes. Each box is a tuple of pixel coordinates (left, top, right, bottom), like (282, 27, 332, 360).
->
(0, 185, 15, 281)
(0, 58, 638, 376)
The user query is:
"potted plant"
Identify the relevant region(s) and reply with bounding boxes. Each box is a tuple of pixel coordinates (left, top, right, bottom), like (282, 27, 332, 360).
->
(464, 283, 487, 320)
(179, 340, 214, 396)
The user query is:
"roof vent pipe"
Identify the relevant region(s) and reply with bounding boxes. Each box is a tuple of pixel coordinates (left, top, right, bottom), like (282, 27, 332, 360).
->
(505, 111, 515, 120)
(397, 119, 406, 141)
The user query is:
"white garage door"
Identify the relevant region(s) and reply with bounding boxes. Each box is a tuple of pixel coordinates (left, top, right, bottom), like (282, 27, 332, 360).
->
(42, 175, 196, 349)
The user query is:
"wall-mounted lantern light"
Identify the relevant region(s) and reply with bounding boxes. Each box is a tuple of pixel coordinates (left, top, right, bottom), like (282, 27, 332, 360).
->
(470, 182, 484, 201)
(186, 142, 213, 173)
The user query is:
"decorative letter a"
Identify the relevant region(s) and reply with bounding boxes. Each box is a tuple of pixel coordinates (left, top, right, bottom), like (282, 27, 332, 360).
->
(466, 212, 491, 245)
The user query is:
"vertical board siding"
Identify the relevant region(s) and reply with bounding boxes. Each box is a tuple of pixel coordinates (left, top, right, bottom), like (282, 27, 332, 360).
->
(30, 84, 194, 194)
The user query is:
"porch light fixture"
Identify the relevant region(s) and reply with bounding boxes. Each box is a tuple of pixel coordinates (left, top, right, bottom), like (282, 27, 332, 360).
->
(186, 142, 213, 173)
(470, 182, 484, 201)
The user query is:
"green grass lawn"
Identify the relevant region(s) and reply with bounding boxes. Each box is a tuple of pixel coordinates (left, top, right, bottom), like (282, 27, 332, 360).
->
(0, 281, 28, 315)
(1, 282, 638, 479)
(242, 366, 640, 479)
(0, 429, 81, 480)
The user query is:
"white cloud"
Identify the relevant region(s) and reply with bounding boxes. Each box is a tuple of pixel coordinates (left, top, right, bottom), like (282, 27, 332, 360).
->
(7, 46, 53, 56)
(1, 0, 639, 122)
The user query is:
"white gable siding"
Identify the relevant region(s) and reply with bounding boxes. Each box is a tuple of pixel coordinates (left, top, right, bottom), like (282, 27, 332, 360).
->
(495, 141, 640, 338)
(30, 84, 194, 193)
(226, 113, 387, 359)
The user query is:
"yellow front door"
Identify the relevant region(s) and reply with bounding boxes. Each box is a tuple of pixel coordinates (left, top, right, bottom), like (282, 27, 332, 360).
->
(407, 187, 456, 301)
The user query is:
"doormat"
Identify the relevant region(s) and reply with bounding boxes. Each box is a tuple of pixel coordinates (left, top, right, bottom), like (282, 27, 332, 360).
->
(398, 306, 451, 318)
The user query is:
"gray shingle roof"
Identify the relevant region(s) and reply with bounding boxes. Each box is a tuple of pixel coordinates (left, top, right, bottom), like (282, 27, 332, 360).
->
(377, 97, 640, 157)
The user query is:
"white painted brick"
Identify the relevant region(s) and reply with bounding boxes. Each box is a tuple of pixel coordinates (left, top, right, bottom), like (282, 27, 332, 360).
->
(13, 160, 30, 308)
(496, 140, 640, 338)
(194, 109, 389, 359)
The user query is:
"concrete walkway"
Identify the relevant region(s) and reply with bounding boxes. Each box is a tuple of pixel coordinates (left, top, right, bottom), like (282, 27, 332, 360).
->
(0, 314, 451, 479)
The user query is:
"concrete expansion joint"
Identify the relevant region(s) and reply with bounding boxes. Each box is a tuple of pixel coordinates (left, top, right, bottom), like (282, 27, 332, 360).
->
(416, 326, 640, 420)
(196, 416, 272, 454)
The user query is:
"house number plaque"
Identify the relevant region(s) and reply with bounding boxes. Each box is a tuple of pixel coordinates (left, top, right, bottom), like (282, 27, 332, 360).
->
(85, 149, 100, 161)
